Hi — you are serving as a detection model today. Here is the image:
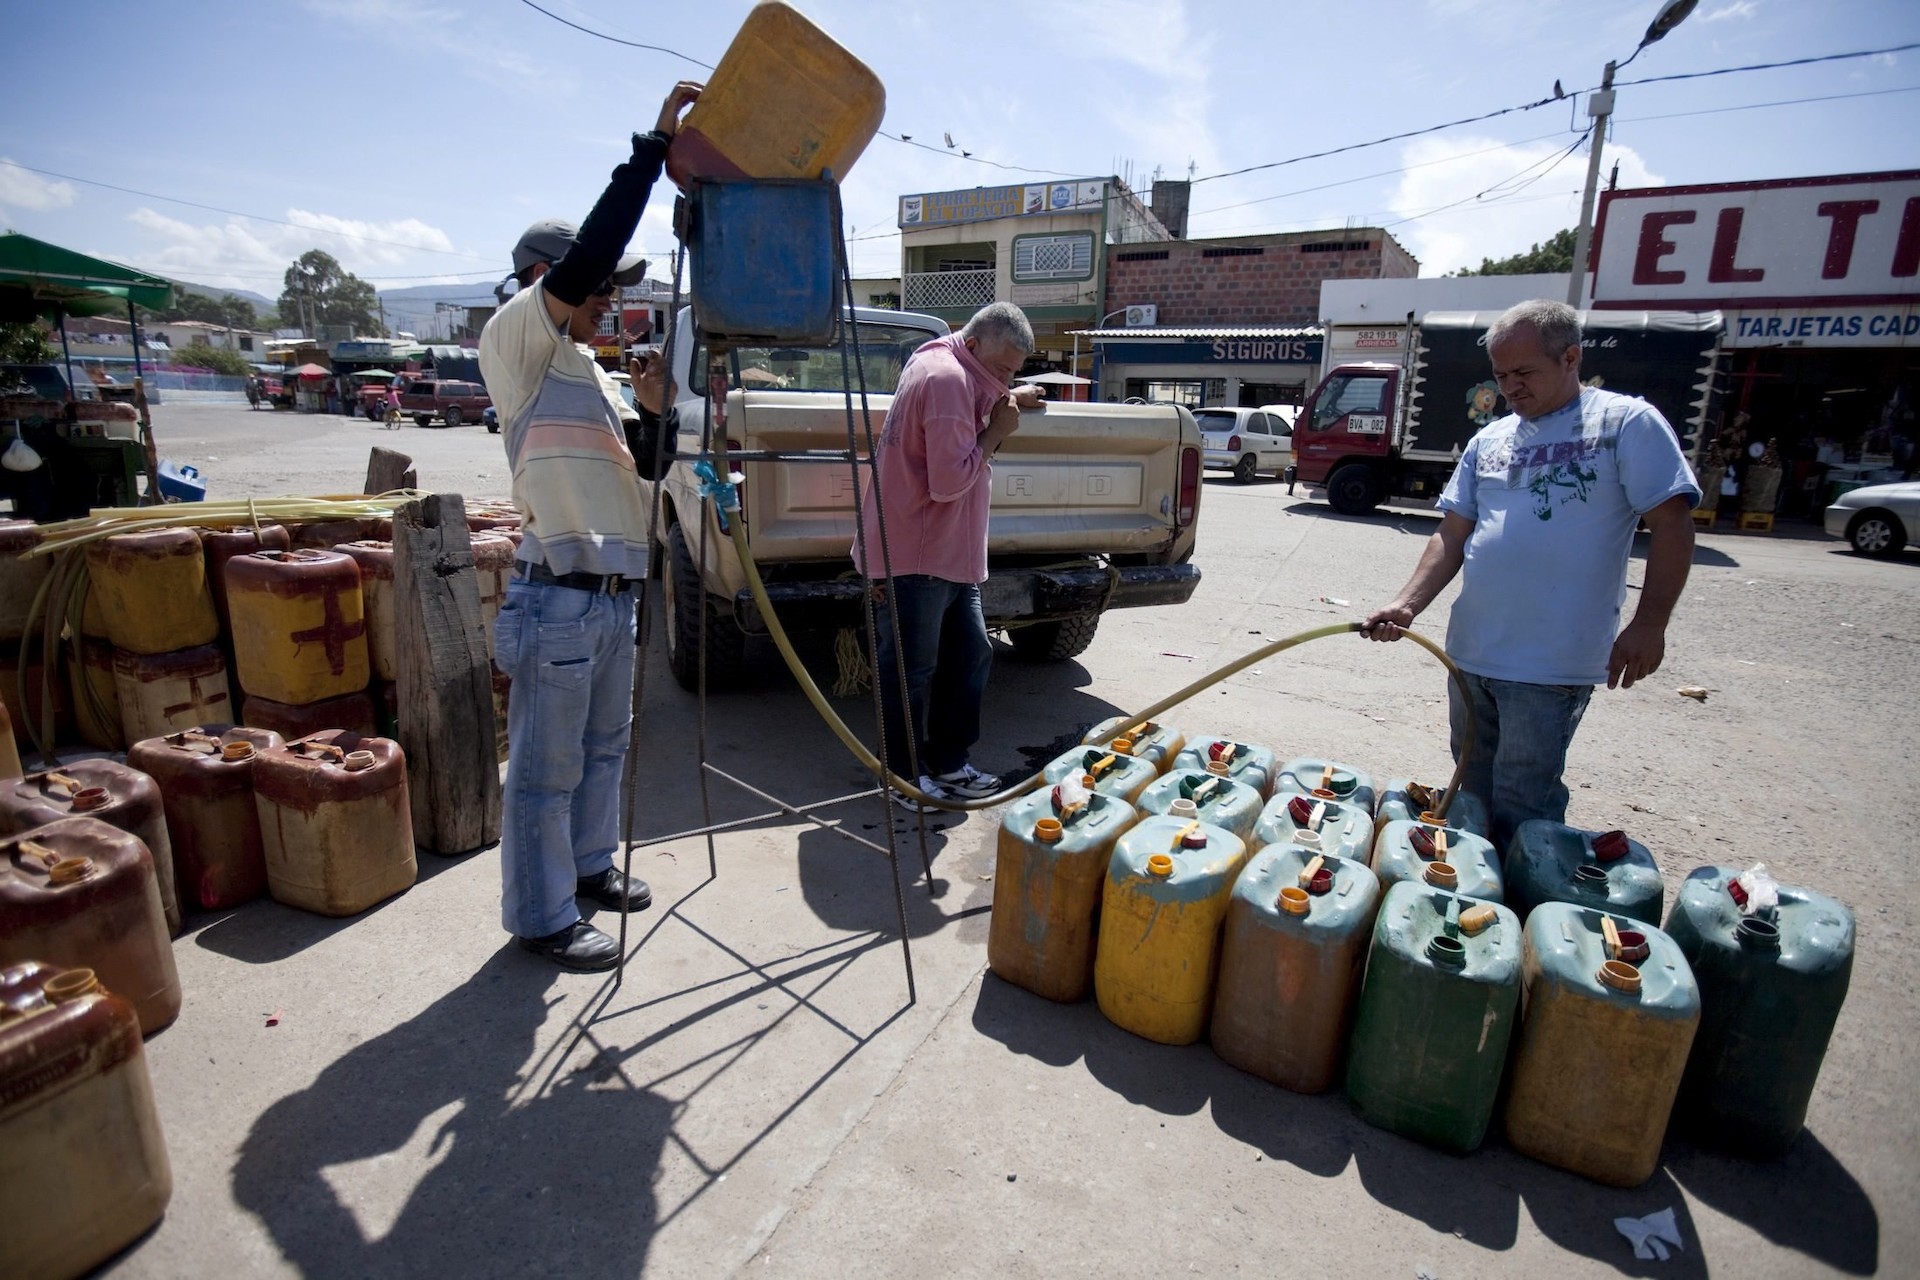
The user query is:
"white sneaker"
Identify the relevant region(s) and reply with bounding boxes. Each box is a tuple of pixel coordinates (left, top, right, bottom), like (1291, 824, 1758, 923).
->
(891, 775, 950, 813)
(928, 763, 1002, 799)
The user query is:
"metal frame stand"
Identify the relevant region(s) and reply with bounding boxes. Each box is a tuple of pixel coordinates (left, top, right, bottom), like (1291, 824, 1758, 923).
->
(604, 182, 938, 1004)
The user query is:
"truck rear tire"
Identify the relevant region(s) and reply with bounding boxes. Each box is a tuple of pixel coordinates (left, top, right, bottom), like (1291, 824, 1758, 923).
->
(1327, 463, 1383, 516)
(664, 523, 745, 692)
(1007, 612, 1100, 662)
(1234, 454, 1260, 484)
(444, 406, 463, 427)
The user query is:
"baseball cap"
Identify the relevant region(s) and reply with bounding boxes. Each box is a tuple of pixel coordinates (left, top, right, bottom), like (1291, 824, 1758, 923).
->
(511, 217, 648, 284)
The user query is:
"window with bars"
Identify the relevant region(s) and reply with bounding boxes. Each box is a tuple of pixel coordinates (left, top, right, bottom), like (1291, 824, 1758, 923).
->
(1012, 233, 1094, 282)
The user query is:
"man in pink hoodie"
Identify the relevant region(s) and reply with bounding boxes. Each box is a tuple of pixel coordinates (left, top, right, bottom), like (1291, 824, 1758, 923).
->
(854, 301, 1041, 808)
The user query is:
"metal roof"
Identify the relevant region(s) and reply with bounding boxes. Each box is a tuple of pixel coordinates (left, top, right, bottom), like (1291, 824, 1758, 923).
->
(1083, 325, 1323, 340)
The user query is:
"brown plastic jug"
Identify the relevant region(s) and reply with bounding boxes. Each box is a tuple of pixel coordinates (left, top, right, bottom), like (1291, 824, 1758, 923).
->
(83, 527, 220, 655)
(0, 761, 181, 936)
(0, 961, 173, 1280)
(111, 643, 234, 744)
(126, 725, 284, 911)
(225, 549, 371, 705)
(201, 522, 290, 638)
(0, 820, 181, 1034)
(335, 540, 398, 682)
(254, 730, 416, 916)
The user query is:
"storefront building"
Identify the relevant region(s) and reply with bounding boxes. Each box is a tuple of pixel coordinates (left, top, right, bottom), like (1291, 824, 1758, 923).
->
(1591, 169, 1919, 512)
(1084, 327, 1323, 407)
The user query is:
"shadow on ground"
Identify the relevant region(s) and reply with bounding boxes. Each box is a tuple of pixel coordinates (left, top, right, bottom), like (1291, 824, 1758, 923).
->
(234, 947, 674, 1279)
(971, 974, 1877, 1276)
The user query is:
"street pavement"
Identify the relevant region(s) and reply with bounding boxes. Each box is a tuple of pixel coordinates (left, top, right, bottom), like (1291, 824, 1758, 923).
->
(91, 400, 1920, 1277)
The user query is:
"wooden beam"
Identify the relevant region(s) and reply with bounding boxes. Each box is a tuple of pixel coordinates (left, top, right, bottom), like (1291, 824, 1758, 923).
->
(390, 494, 500, 854)
(364, 446, 417, 496)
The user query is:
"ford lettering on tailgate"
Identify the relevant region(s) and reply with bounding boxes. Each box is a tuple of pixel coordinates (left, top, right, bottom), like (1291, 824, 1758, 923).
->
(994, 461, 1145, 507)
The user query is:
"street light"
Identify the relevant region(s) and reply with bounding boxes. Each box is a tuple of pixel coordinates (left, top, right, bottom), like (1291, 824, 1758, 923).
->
(1565, 0, 1698, 306)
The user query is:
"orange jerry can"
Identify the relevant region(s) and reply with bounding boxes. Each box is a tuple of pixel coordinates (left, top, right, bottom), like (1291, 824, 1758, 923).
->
(0, 961, 173, 1280)
(254, 731, 415, 916)
(83, 527, 219, 656)
(0, 819, 181, 1034)
(0, 761, 181, 937)
(225, 550, 370, 705)
(988, 785, 1140, 1002)
(126, 725, 283, 911)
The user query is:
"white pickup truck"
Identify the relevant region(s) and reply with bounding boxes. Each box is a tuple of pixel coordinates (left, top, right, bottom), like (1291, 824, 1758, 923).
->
(643, 305, 1205, 690)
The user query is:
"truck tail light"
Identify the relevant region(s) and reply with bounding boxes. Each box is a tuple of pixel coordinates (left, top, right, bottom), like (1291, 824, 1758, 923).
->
(1177, 446, 1200, 527)
(1227, 434, 1242, 452)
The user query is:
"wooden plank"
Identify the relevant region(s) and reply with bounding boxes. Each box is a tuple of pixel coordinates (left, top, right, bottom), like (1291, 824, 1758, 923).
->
(365, 446, 417, 495)
(391, 493, 500, 854)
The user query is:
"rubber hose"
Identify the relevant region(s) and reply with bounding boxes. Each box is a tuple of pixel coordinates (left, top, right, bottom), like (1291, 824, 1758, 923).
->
(725, 519, 1475, 819)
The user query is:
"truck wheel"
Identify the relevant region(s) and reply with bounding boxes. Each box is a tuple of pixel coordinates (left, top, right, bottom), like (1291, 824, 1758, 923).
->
(414, 414, 431, 428)
(1327, 463, 1383, 516)
(664, 523, 745, 692)
(444, 406, 463, 427)
(1008, 612, 1100, 662)
(1234, 454, 1260, 484)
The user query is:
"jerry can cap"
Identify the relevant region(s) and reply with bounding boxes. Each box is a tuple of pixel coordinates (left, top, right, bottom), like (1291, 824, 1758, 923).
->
(1736, 916, 1781, 950)
(1034, 817, 1064, 844)
(343, 750, 377, 771)
(1147, 853, 1174, 877)
(70, 786, 110, 812)
(1278, 885, 1311, 915)
(222, 741, 257, 762)
(1458, 904, 1498, 936)
(43, 968, 101, 1003)
(1424, 862, 1459, 889)
(1598, 959, 1643, 995)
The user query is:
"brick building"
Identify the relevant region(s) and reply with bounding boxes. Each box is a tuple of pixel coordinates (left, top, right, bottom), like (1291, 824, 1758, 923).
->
(1104, 228, 1418, 328)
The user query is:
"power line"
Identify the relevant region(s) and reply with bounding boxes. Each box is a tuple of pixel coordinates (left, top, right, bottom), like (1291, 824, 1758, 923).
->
(1190, 132, 1568, 218)
(0, 159, 496, 263)
(1614, 41, 1920, 88)
(513, 0, 713, 69)
(875, 130, 1079, 178)
(1617, 82, 1920, 123)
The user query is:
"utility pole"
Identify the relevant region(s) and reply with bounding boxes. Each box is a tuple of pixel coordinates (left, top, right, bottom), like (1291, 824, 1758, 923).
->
(1565, 62, 1616, 308)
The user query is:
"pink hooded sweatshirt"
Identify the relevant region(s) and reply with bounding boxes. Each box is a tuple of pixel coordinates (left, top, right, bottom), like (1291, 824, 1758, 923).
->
(852, 333, 1006, 585)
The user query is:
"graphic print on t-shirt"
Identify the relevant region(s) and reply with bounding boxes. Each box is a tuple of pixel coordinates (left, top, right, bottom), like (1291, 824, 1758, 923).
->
(1476, 419, 1617, 522)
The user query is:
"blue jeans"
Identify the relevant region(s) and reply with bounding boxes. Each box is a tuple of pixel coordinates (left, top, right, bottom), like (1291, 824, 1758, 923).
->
(871, 575, 992, 780)
(493, 577, 636, 938)
(1448, 672, 1593, 850)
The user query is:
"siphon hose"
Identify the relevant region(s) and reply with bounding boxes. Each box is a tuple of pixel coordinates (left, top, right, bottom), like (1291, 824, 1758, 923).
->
(725, 519, 1475, 820)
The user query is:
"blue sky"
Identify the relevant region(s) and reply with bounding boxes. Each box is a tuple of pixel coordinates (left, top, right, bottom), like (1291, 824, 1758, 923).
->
(2, 0, 1916, 302)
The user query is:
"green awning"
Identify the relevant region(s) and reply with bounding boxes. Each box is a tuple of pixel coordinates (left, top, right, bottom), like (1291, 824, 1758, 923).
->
(0, 232, 175, 321)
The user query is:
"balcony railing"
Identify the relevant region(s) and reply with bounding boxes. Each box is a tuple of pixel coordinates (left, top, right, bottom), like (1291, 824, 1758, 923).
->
(902, 268, 995, 311)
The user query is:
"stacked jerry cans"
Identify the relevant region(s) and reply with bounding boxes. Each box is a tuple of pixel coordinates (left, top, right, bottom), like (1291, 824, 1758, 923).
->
(85, 528, 233, 746)
(226, 549, 376, 740)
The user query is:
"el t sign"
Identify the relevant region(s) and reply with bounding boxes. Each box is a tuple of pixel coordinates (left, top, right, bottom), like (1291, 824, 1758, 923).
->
(1589, 171, 1920, 309)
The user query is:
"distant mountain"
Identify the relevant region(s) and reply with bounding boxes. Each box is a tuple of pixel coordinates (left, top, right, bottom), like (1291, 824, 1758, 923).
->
(168, 279, 276, 314)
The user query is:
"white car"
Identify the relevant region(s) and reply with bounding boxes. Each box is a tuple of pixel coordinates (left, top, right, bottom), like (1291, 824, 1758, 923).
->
(1197, 405, 1295, 483)
(1825, 480, 1920, 557)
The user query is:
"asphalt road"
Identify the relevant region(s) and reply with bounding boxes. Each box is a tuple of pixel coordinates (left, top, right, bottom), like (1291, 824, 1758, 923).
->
(99, 398, 1920, 1277)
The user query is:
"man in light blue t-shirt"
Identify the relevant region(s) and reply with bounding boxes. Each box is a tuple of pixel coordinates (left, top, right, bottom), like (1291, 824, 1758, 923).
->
(1362, 299, 1700, 846)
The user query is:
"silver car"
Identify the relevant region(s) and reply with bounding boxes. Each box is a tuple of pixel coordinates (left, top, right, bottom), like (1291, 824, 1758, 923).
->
(1824, 480, 1920, 557)
(1196, 405, 1296, 483)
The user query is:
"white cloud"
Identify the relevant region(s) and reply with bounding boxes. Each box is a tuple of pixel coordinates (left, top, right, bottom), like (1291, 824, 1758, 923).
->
(1387, 133, 1664, 275)
(0, 160, 76, 212)
(1701, 1, 1759, 22)
(299, 0, 540, 83)
(125, 205, 465, 291)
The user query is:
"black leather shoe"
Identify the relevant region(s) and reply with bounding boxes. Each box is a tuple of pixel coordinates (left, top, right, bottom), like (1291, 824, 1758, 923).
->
(577, 867, 653, 912)
(517, 921, 620, 971)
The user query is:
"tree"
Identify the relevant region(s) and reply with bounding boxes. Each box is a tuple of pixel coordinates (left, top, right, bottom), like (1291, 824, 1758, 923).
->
(0, 320, 55, 365)
(137, 289, 262, 330)
(277, 250, 385, 336)
(168, 344, 255, 376)
(1453, 228, 1577, 277)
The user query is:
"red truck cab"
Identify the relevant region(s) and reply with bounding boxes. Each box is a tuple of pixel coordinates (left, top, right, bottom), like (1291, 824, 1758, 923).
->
(1290, 363, 1405, 513)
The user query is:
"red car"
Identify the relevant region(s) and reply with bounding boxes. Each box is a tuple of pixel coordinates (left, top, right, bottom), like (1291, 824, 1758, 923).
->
(396, 378, 491, 428)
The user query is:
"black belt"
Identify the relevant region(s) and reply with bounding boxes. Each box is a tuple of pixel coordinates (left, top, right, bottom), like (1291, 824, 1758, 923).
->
(516, 562, 634, 595)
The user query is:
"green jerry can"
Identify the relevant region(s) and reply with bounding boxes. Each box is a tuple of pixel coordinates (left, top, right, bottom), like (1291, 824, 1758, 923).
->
(1663, 866, 1855, 1158)
(1083, 716, 1185, 774)
(1373, 819, 1505, 902)
(1504, 902, 1700, 1186)
(1506, 821, 1663, 925)
(1094, 815, 1248, 1045)
(1137, 770, 1264, 843)
(1272, 757, 1376, 813)
(1345, 882, 1522, 1154)
(1251, 791, 1373, 862)
(988, 786, 1140, 1003)
(1212, 844, 1382, 1093)
(1375, 778, 1490, 840)
(1043, 744, 1157, 807)
(1171, 735, 1279, 797)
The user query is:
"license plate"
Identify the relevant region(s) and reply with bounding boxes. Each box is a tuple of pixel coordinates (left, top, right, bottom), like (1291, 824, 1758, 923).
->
(1348, 415, 1387, 435)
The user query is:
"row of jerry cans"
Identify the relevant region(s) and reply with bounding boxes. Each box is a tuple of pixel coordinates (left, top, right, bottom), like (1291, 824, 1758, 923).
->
(0, 728, 417, 1036)
(989, 740, 1853, 1182)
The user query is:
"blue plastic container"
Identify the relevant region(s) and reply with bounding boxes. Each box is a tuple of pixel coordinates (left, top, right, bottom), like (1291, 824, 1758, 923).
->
(1375, 778, 1489, 838)
(1136, 770, 1264, 843)
(1507, 821, 1664, 925)
(1251, 791, 1373, 862)
(1171, 735, 1278, 796)
(1373, 819, 1505, 902)
(156, 461, 206, 503)
(688, 179, 838, 344)
(1272, 757, 1376, 813)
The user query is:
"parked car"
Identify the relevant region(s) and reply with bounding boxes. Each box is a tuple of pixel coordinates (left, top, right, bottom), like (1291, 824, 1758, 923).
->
(397, 377, 491, 428)
(1825, 480, 1920, 557)
(1197, 404, 1294, 483)
(0, 363, 100, 401)
(483, 404, 497, 433)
